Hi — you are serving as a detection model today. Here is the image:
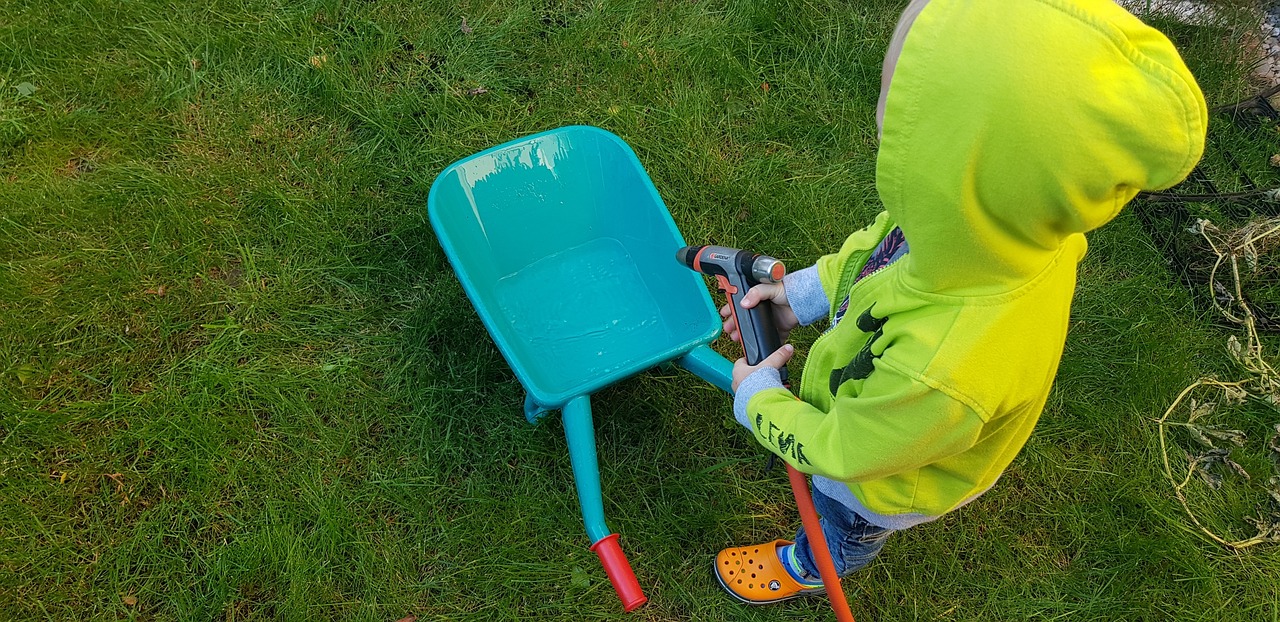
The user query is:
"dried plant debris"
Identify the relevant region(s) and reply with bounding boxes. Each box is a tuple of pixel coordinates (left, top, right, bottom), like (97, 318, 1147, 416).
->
(1184, 422, 1248, 449)
(1156, 216, 1280, 549)
(1187, 218, 1280, 334)
(1159, 384, 1280, 548)
(1191, 447, 1251, 490)
(1244, 515, 1280, 541)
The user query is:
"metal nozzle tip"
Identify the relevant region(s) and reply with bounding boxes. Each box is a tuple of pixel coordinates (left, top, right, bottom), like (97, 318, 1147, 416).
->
(751, 255, 786, 283)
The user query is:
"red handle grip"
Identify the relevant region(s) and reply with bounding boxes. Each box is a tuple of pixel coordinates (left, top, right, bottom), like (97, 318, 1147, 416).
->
(590, 533, 647, 612)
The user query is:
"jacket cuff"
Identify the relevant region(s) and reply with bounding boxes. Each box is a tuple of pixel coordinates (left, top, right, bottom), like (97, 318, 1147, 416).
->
(783, 265, 828, 326)
(733, 367, 785, 429)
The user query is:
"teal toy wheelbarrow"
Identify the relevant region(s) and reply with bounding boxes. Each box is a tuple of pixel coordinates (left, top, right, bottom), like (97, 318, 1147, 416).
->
(428, 126, 735, 611)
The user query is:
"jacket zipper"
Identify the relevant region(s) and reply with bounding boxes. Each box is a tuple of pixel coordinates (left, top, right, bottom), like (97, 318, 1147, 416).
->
(796, 217, 897, 400)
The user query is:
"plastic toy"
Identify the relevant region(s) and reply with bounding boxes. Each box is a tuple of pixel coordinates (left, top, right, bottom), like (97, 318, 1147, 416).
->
(428, 126, 847, 617)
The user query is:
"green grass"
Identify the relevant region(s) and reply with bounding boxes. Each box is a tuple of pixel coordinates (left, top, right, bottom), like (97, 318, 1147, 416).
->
(2, 1, 1279, 620)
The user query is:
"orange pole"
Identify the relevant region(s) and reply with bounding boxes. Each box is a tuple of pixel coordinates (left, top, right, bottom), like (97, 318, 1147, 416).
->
(787, 465, 856, 622)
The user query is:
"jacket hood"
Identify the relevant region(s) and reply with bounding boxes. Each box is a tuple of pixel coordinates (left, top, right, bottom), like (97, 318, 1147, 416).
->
(876, 0, 1208, 295)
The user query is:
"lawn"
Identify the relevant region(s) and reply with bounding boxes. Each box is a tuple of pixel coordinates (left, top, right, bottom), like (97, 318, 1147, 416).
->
(2, 1, 1279, 620)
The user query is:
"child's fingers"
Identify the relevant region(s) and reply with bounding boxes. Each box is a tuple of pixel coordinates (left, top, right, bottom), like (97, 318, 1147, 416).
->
(742, 283, 782, 309)
(760, 344, 795, 369)
(723, 321, 741, 342)
(722, 303, 743, 341)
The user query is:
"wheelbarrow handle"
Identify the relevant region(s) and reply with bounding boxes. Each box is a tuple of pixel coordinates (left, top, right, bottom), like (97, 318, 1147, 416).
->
(677, 344, 734, 394)
(562, 395, 648, 612)
(591, 534, 645, 612)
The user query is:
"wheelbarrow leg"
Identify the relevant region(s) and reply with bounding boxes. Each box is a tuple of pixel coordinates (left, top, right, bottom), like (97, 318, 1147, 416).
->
(562, 395, 647, 612)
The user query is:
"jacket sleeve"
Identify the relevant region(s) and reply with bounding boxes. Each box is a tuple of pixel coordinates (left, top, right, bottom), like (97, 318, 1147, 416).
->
(743, 357, 985, 482)
(780, 267, 829, 327)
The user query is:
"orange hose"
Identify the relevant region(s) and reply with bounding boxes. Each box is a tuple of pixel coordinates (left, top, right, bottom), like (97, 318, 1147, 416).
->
(787, 465, 855, 622)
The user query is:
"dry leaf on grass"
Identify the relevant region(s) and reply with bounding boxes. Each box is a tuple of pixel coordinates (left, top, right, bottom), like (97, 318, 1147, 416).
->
(104, 473, 131, 505)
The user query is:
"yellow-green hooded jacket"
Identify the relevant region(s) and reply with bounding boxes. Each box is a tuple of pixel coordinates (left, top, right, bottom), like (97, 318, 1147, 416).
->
(733, 0, 1207, 528)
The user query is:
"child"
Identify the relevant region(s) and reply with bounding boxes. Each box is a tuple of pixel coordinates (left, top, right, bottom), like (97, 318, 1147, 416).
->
(714, 0, 1208, 604)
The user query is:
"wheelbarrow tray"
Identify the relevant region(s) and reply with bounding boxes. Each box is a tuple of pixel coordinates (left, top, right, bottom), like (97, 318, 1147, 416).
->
(428, 126, 720, 409)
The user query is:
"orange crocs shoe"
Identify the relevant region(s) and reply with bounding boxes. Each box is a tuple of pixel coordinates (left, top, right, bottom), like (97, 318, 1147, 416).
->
(713, 539, 825, 605)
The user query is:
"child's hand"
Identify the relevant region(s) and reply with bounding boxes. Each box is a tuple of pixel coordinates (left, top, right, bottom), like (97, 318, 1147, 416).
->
(732, 344, 795, 391)
(720, 283, 800, 343)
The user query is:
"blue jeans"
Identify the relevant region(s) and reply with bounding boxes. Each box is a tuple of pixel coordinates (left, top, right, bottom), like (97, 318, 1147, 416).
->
(792, 486, 895, 578)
